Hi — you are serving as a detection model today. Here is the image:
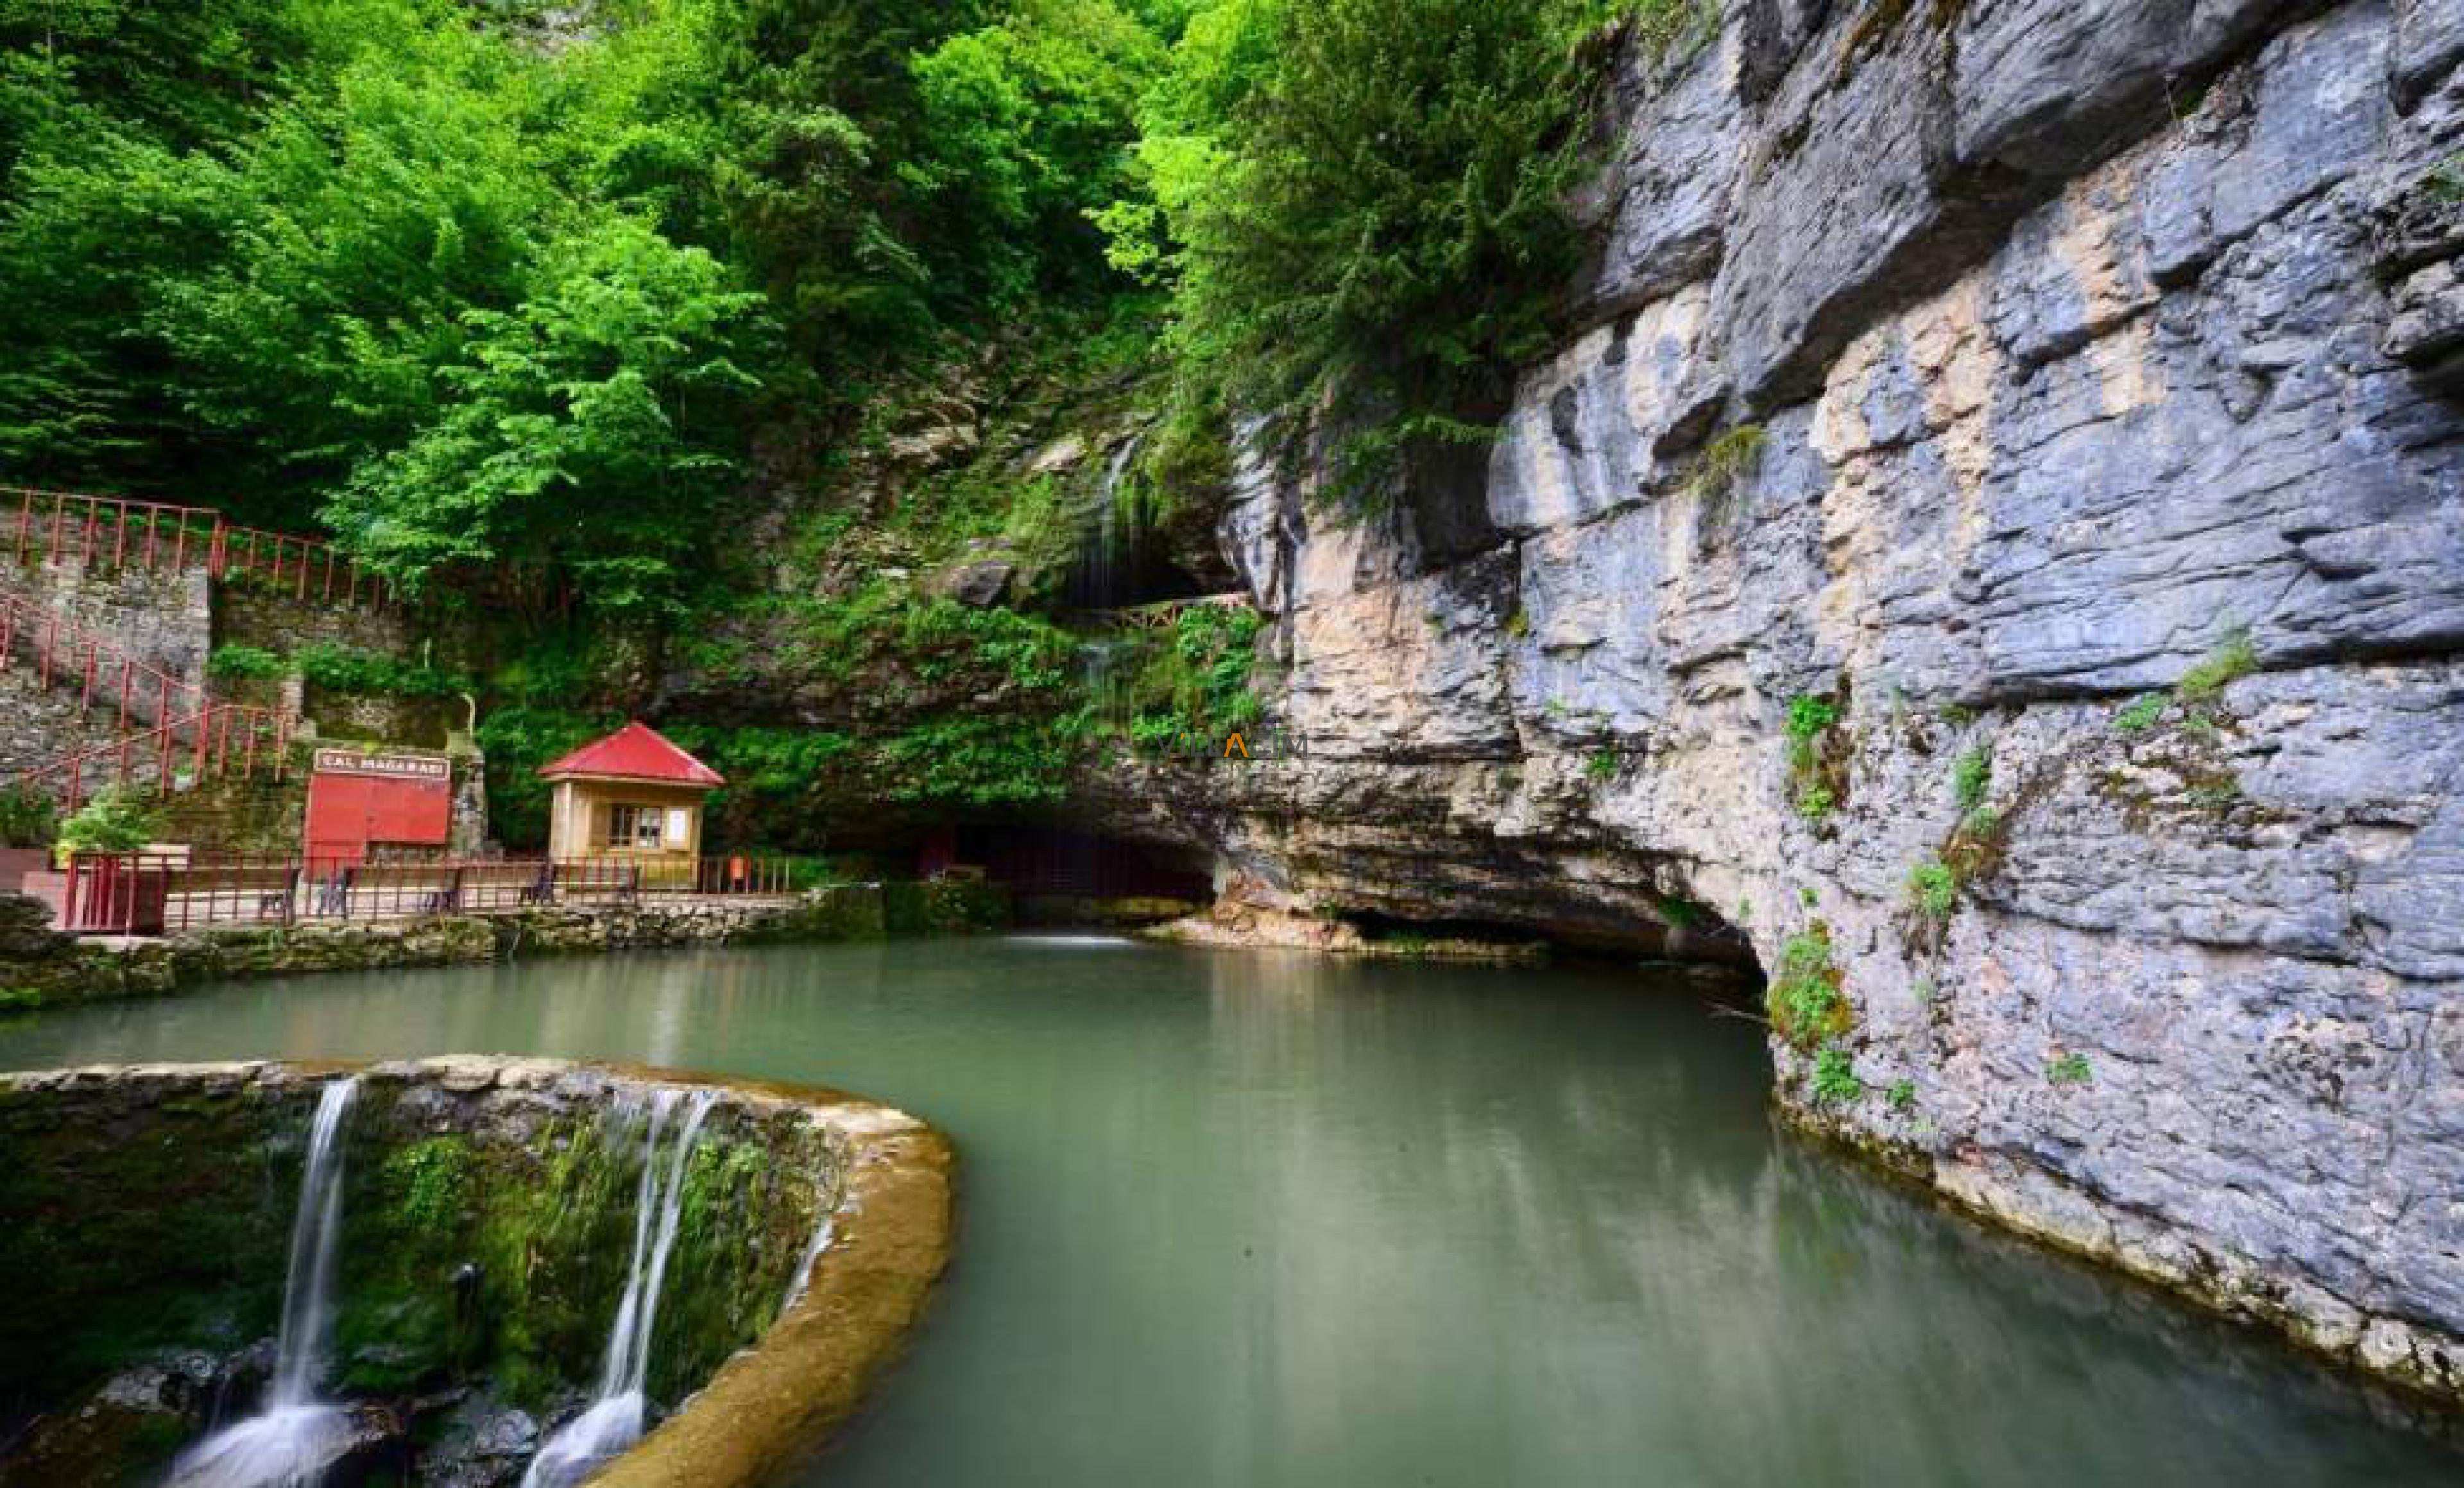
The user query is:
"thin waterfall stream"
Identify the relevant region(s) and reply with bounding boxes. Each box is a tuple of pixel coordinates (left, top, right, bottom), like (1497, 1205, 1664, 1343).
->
(167, 1077, 362, 1488)
(522, 1088, 719, 1488)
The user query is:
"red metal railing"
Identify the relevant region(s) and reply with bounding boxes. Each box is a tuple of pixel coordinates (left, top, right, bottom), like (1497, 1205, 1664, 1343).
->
(9, 704, 291, 815)
(212, 522, 392, 608)
(5, 486, 389, 608)
(5, 486, 219, 576)
(0, 586, 210, 733)
(40, 851, 807, 934)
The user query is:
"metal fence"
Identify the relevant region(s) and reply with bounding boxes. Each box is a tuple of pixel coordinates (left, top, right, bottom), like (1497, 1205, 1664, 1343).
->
(6, 486, 393, 607)
(40, 852, 810, 936)
(11, 705, 293, 813)
(0, 585, 213, 729)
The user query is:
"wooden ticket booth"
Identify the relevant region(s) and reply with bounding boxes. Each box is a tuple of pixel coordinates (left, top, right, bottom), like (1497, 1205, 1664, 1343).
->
(537, 722, 724, 882)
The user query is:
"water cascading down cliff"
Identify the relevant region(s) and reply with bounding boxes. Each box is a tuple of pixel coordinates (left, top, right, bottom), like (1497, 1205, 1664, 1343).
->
(523, 1089, 719, 1488)
(169, 1077, 361, 1488)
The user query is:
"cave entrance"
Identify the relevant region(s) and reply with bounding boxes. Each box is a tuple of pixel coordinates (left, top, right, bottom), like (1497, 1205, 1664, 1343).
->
(917, 825, 1213, 925)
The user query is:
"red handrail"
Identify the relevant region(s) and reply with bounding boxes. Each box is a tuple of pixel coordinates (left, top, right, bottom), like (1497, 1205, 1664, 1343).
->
(4, 485, 389, 608)
(10, 703, 291, 816)
(0, 587, 209, 731)
(46, 850, 810, 934)
(4, 486, 220, 574)
(213, 522, 391, 609)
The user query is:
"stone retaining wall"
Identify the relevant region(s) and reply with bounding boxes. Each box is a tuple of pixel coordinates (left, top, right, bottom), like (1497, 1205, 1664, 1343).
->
(0, 1057, 951, 1488)
(0, 878, 1013, 1011)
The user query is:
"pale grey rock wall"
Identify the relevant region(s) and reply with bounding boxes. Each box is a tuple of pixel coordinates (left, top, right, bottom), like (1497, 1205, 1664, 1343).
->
(1130, 0, 2464, 1399)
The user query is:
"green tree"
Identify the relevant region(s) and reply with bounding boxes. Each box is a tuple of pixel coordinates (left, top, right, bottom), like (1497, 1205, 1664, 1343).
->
(1126, 0, 1610, 499)
(910, 0, 1163, 304)
(326, 215, 774, 619)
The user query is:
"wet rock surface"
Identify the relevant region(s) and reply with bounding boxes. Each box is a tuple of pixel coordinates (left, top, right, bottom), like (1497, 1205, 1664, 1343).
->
(1092, 0, 2464, 1402)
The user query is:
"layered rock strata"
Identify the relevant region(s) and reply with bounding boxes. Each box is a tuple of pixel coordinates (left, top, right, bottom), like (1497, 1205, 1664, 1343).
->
(1091, 0, 2464, 1401)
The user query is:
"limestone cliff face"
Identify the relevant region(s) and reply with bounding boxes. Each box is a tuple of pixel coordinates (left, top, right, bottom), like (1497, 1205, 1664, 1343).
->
(1094, 0, 2464, 1399)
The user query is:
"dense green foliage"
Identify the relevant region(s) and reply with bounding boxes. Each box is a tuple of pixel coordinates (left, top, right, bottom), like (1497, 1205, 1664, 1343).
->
(1113, 0, 1659, 497)
(296, 642, 474, 699)
(0, 0, 1174, 615)
(0, 0, 1682, 844)
(0, 0, 1682, 588)
(1111, 602, 1263, 750)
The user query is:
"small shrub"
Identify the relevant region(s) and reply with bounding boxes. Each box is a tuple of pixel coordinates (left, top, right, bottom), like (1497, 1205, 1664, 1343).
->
(1812, 1045, 1863, 1105)
(1942, 801, 2011, 885)
(1906, 858, 1958, 919)
(2046, 1052, 2092, 1086)
(0, 785, 55, 848)
(1604, 0, 1722, 60)
(1587, 750, 1619, 782)
(57, 787, 164, 855)
(1767, 925, 1847, 1051)
(1794, 783, 1835, 823)
(1783, 688, 1847, 823)
(1691, 424, 1767, 491)
(1785, 692, 1840, 756)
(1952, 748, 1990, 813)
(2112, 694, 2166, 732)
(1504, 607, 1531, 640)
(1689, 423, 1767, 531)
(2186, 779, 2243, 813)
(2424, 153, 2464, 205)
(207, 643, 287, 680)
(2425, 153, 2464, 205)
(2175, 629, 2256, 704)
(1887, 1079, 1917, 1113)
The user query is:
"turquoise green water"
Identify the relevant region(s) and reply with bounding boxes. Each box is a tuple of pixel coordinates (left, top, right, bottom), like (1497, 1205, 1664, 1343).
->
(0, 938, 2456, 1486)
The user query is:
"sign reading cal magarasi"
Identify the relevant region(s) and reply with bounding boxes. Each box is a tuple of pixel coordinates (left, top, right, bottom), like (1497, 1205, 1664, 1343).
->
(305, 751, 454, 865)
(311, 749, 452, 782)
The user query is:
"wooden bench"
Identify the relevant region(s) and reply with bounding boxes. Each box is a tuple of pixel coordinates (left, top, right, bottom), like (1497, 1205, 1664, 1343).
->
(339, 864, 465, 917)
(171, 864, 300, 923)
(454, 861, 552, 911)
(551, 861, 641, 905)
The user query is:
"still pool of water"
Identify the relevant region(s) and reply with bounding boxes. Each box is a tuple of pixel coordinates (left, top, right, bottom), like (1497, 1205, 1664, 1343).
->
(1, 937, 2456, 1487)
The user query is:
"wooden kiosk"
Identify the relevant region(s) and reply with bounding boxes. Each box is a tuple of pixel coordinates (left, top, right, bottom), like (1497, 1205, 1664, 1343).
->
(537, 722, 725, 882)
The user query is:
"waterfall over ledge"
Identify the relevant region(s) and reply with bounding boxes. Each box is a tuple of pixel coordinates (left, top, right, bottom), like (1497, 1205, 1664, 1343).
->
(0, 1059, 952, 1488)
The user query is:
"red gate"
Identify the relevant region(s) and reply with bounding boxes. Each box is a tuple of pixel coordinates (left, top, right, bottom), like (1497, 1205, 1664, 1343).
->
(303, 751, 451, 866)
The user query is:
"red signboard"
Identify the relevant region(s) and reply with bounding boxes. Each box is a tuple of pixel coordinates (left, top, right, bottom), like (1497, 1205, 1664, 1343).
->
(304, 753, 451, 865)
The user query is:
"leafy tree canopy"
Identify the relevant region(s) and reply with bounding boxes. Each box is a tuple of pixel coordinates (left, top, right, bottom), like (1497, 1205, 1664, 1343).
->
(0, 0, 1670, 606)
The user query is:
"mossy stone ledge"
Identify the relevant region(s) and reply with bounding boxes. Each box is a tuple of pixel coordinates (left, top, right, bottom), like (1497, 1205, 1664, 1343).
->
(0, 1057, 952, 1487)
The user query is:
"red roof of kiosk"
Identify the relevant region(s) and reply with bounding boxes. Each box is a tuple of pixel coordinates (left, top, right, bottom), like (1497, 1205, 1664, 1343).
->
(537, 721, 724, 787)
